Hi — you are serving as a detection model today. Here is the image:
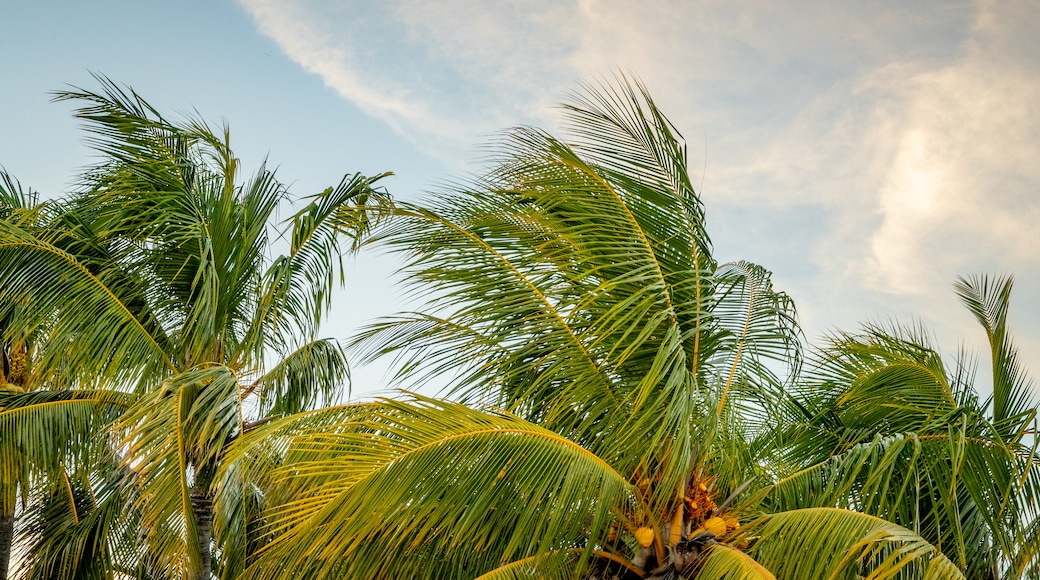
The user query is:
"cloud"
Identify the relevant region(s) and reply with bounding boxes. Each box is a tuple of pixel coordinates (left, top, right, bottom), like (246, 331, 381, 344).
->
(238, 0, 1040, 375)
(865, 57, 1040, 295)
(238, 0, 583, 161)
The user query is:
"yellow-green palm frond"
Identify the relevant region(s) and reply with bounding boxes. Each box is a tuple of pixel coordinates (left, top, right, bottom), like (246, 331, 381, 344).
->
(954, 274, 1036, 439)
(783, 276, 1040, 576)
(225, 396, 633, 579)
(243, 337, 350, 417)
(118, 366, 242, 577)
(12, 446, 141, 580)
(0, 389, 130, 492)
(744, 507, 964, 580)
(694, 543, 776, 579)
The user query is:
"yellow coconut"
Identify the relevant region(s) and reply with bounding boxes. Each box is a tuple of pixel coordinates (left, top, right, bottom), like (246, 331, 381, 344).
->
(634, 526, 655, 548)
(703, 516, 727, 536)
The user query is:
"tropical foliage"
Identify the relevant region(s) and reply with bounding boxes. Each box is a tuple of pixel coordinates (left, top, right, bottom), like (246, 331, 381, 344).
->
(214, 78, 986, 579)
(0, 172, 133, 580)
(0, 77, 387, 580)
(775, 274, 1040, 578)
(0, 75, 1035, 580)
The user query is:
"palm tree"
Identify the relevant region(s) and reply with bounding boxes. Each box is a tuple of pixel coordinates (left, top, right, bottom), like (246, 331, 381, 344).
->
(775, 275, 1039, 579)
(222, 77, 966, 579)
(0, 169, 39, 580)
(0, 169, 45, 580)
(0, 77, 390, 580)
(0, 171, 132, 580)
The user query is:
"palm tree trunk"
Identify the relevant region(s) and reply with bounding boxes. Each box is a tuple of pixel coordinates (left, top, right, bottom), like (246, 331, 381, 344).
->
(0, 506, 13, 580)
(191, 465, 215, 580)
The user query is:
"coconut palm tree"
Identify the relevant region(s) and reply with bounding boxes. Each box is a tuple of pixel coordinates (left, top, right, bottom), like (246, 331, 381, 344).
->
(0, 77, 390, 580)
(775, 275, 1040, 579)
(0, 169, 40, 580)
(221, 77, 966, 579)
(0, 171, 133, 580)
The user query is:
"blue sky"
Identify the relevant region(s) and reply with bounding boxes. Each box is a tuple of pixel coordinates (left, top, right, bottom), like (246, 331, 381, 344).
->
(2, 0, 1038, 397)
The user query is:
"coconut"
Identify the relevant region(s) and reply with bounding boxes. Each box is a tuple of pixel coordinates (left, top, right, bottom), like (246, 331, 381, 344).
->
(634, 526, 654, 548)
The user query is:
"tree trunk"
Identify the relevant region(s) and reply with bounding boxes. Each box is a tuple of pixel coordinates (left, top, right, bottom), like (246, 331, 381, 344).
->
(0, 506, 13, 580)
(191, 465, 215, 580)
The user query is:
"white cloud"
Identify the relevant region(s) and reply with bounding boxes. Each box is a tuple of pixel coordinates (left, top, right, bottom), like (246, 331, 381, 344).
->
(238, 0, 488, 160)
(865, 57, 1040, 296)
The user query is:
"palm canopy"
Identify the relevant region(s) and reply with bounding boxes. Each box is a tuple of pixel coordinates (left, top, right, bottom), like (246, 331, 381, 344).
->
(775, 275, 1039, 579)
(223, 76, 963, 579)
(0, 76, 389, 579)
(354, 79, 801, 499)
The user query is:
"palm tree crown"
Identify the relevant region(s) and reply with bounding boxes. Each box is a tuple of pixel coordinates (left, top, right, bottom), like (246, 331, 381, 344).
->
(0, 76, 389, 579)
(223, 77, 964, 579)
(777, 274, 1039, 579)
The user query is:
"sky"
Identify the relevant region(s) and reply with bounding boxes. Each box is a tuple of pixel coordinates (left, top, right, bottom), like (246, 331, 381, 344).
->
(1, 0, 1037, 398)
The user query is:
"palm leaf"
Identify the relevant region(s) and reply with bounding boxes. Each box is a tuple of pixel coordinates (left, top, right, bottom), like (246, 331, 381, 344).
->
(227, 396, 634, 579)
(694, 543, 776, 579)
(744, 507, 964, 579)
(954, 274, 1036, 439)
(0, 389, 130, 483)
(243, 337, 350, 417)
(118, 366, 242, 577)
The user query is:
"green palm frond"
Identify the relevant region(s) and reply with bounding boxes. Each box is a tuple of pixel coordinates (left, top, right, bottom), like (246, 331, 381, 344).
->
(118, 366, 242, 577)
(12, 446, 140, 580)
(0, 169, 40, 218)
(0, 389, 130, 485)
(694, 544, 776, 579)
(561, 75, 711, 267)
(52, 74, 387, 369)
(0, 77, 391, 580)
(13, 469, 108, 580)
(768, 429, 1038, 572)
(470, 550, 581, 580)
(744, 507, 964, 579)
(0, 216, 177, 386)
(212, 458, 270, 580)
(709, 261, 801, 425)
(789, 323, 965, 468)
(243, 338, 349, 417)
(954, 274, 1036, 438)
(351, 77, 801, 519)
(253, 171, 391, 351)
(782, 277, 1040, 577)
(226, 396, 633, 580)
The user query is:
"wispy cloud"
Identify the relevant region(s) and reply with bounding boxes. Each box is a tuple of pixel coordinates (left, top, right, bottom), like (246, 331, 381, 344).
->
(239, 0, 1040, 373)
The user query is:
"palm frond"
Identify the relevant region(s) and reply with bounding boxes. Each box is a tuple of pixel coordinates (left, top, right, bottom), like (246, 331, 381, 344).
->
(954, 274, 1036, 438)
(12, 447, 140, 580)
(252, 171, 391, 350)
(694, 543, 776, 579)
(710, 261, 801, 425)
(118, 366, 242, 578)
(0, 389, 130, 484)
(0, 169, 40, 217)
(0, 218, 177, 386)
(471, 550, 580, 580)
(244, 337, 349, 417)
(744, 507, 964, 579)
(227, 396, 633, 580)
